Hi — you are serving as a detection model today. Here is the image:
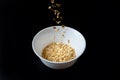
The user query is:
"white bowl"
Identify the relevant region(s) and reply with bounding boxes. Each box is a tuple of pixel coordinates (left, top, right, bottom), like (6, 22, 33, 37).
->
(32, 26, 86, 69)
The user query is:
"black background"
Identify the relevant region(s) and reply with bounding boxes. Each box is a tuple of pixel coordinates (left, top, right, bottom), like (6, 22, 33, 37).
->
(0, 0, 119, 80)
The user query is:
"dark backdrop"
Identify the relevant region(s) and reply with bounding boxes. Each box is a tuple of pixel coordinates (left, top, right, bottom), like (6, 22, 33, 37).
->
(0, 0, 119, 80)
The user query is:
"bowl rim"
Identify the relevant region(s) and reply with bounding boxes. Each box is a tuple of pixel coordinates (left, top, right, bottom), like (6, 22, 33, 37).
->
(32, 26, 86, 64)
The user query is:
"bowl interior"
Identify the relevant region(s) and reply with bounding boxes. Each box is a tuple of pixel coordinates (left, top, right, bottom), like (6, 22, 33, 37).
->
(32, 26, 86, 60)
